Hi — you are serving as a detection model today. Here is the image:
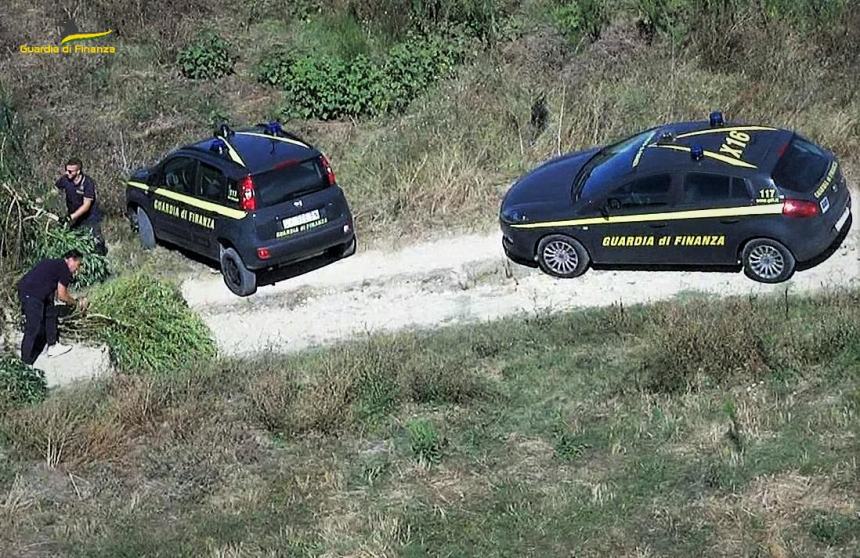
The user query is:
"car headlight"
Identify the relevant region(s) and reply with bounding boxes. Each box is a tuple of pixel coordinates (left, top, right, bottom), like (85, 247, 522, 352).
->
(501, 207, 528, 223)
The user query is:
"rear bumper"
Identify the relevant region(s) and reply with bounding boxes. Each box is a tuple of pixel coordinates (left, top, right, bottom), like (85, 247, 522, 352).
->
(791, 199, 851, 262)
(243, 214, 354, 270)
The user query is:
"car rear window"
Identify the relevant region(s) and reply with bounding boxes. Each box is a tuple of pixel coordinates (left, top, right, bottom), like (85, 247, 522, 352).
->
(772, 137, 830, 193)
(254, 158, 328, 208)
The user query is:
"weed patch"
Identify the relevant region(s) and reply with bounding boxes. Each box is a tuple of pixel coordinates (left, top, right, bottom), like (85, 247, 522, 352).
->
(0, 355, 46, 413)
(406, 418, 445, 466)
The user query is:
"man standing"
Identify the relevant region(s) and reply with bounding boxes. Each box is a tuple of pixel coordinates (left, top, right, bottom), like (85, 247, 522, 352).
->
(17, 250, 87, 365)
(56, 158, 106, 255)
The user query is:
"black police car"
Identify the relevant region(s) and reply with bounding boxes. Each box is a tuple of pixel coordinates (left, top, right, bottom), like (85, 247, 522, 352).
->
(500, 113, 852, 283)
(126, 123, 356, 296)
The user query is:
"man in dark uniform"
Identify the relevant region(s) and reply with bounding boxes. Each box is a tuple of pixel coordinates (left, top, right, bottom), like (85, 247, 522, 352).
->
(56, 158, 106, 255)
(17, 250, 87, 365)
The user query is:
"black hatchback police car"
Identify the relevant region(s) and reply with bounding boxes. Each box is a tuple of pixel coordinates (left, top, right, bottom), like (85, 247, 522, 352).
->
(126, 123, 356, 296)
(500, 113, 852, 283)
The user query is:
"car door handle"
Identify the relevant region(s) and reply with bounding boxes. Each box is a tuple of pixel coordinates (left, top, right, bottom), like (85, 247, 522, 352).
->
(648, 222, 667, 229)
(720, 218, 740, 224)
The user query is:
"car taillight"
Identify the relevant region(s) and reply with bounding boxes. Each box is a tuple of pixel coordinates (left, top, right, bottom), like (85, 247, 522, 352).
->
(239, 175, 257, 211)
(782, 199, 819, 218)
(320, 155, 336, 186)
(256, 247, 271, 260)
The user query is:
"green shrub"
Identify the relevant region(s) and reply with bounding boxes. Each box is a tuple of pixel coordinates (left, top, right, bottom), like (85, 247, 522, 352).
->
(552, 0, 607, 43)
(258, 34, 462, 120)
(176, 31, 235, 80)
(26, 225, 109, 287)
(806, 510, 858, 546)
(406, 418, 444, 465)
(63, 273, 216, 374)
(0, 355, 47, 412)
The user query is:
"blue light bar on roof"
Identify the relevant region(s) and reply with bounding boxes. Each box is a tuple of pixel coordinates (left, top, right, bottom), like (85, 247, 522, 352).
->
(209, 138, 227, 153)
(709, 111, 724, 127)
(263, 121, 283, 136)
(690, 144, 704, 160)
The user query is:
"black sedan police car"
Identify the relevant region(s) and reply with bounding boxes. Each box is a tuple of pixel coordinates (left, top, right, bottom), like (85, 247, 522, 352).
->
(126, 123, 356, 296)
(500, 113, 852, 283)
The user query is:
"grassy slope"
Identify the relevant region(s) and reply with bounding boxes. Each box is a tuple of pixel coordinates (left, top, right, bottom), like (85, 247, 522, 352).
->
(0, 291, 858, 556)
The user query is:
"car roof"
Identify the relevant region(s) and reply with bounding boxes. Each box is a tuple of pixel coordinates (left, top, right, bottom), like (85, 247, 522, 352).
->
(185, 127, 321, 175)
(601, 120, 794, 183)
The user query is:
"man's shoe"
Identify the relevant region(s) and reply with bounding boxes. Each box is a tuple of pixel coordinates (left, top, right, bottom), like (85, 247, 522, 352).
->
(47, 343, 72, 357)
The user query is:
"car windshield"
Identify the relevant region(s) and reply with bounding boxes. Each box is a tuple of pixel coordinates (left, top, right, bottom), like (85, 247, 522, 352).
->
(574, 128, 657, 201)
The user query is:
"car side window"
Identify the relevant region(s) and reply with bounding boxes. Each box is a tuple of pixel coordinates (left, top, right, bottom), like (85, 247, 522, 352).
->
(607, 174, 672, 210)
(683, 173, 751, 206)
(197, 163, 226, 203)
(162, 157, 197, 196)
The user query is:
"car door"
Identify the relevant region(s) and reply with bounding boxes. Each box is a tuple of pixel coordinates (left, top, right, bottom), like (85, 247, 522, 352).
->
(156, 156, 199, 248)
(671, 173, 754, 265)
(192, 162, 228, 257)
(598, 173, 677, 264)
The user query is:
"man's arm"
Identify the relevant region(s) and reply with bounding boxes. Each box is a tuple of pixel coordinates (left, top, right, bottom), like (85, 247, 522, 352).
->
(56, 282, 78, 306)
(69, 197, 93, 223)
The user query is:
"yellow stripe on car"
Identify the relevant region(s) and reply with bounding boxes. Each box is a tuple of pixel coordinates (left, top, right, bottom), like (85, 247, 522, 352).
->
(674, 126, 777, 139)
(650, 144, 758, 169)
(511, 204, 783, 229)
(236, 131, 310, 149)
(126, 181, 247, 219)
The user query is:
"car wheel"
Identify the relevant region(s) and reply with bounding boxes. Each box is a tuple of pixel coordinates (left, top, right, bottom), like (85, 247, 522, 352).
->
(220, 246, 257, 296)
(326, 235, 357, 259)
(742, 238, 796, 283)
(536, 234, 590, 278)
(136, 207, 156, 250)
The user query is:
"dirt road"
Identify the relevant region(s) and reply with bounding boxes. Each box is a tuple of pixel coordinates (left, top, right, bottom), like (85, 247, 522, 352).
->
(183, 197, 859, 357)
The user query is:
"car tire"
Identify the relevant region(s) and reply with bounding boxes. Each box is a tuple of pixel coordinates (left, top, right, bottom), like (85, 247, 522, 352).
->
(136, 207, 156, 250)
(340, 235, 357, 258)
(536, 234, 590, 278)
(220, 246, 257, 296)
(326, 235, 357, 259)
(741, 238, 796, 283)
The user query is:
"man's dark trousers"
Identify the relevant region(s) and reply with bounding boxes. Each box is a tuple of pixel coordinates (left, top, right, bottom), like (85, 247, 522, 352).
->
(19, 292, 58, 365)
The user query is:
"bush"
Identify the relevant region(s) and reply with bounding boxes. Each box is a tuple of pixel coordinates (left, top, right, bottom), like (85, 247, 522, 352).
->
(640, 299, 771, 393)
(639, 290, 860, 393)
(26, 225, 109, 287)
(0, 384, 125, 467)
(63, 273, 216, 374)
(258, 34, 463, 120)
(552, 0, 607, 43)
(176, 31, 235, 80)
(246, 333, 489, 436)
(0, 355, 47, 413)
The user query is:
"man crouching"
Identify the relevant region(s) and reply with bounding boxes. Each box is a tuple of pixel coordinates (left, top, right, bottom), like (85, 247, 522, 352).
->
(17, 249, 88, 365)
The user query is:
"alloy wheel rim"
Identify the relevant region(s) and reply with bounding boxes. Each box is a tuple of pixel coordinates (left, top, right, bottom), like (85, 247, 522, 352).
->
(544, 240, 578, 275)
(748, 245, 784, 279)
